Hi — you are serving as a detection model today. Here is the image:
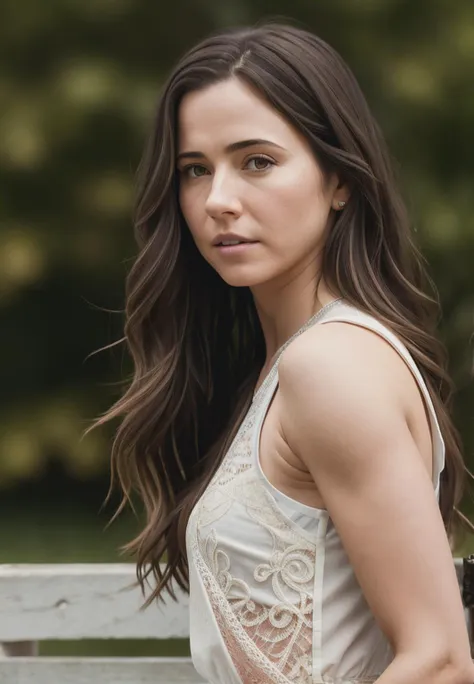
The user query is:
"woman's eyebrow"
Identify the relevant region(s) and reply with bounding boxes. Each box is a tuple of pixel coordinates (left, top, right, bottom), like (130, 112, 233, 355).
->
(177, 138, 285, 162)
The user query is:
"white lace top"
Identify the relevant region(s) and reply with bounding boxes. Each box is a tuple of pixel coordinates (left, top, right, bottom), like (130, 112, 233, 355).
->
(185, 300, 446, 684)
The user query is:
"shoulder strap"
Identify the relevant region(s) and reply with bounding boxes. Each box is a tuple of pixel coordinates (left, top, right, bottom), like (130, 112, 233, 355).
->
(319, 303, 446, 496)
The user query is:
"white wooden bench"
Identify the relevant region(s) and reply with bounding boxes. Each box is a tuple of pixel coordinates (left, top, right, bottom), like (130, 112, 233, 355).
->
(0, 560, 471, 684)
(0, 563, 205, 684)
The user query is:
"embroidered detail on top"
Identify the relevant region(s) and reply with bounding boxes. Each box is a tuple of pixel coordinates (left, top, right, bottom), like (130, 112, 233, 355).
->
(191, 408, 320, 683)
(190, 525, 312, 684)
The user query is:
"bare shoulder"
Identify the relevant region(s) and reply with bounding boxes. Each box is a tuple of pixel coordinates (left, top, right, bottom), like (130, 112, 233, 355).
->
(278, 320, 411, 423)
(277, 320, 413, 482)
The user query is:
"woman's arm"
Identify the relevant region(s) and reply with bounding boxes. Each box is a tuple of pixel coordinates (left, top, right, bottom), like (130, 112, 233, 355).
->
(278, 322, 474, 684)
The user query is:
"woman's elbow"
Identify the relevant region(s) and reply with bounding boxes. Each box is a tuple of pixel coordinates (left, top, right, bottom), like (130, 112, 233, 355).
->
(386, 647, 474, 683)
(427, 649, 474, 684)
(453, 661, 474, 684)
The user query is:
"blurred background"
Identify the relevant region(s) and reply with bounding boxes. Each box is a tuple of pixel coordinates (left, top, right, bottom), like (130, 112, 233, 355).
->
(1, 0, 473, 657)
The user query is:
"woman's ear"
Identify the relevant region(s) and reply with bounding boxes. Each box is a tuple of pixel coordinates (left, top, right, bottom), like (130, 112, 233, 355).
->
(327, 172, 350, 211)
(332, 181, 351, 211)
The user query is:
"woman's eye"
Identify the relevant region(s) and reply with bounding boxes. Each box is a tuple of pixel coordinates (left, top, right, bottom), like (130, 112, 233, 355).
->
(183, 164, 209, 178)
(246, 156, 274, 172)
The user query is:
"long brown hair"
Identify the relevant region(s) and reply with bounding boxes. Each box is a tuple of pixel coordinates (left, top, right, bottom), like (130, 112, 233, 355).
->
(88, 22, 472, 607)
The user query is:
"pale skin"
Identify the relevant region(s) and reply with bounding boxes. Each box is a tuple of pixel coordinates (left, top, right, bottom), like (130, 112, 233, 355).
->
(177, 77, 474, 682)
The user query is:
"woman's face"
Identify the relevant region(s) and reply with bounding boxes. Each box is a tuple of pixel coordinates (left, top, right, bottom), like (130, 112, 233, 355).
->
(177, 77, 340, 288)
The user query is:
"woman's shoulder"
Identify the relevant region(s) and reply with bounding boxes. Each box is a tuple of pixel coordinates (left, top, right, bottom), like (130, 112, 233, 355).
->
(276, 311, 411, 482)
(279, 304, 412, 396)
(277, 303, 422, 441)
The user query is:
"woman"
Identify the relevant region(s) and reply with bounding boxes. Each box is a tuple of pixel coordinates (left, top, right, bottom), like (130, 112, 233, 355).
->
(92, 22, 474, 684)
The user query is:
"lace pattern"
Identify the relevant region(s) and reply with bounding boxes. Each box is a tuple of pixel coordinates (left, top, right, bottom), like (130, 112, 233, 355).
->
(190, 525, 312, 684)
(189, 387, 319, 682)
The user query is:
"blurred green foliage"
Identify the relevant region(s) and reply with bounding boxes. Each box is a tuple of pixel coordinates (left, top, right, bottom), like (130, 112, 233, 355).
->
(0, 0, 473, 514)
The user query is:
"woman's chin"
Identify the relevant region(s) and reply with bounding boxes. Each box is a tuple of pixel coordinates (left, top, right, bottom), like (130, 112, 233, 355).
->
(217, 269, 270, 288)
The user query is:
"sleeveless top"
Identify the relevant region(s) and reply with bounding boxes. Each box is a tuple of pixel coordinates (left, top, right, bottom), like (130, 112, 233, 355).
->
(185, 299, 446, 684)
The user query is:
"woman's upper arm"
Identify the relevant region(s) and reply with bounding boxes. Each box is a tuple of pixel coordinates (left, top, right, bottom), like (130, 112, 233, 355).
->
(278, 322, 470, 665)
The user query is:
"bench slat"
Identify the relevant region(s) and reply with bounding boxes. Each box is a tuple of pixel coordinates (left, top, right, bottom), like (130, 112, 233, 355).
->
(0, 564, 189, 640)
(0, 657, 205, 684)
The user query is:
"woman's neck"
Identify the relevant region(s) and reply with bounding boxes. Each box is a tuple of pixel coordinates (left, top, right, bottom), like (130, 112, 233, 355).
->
(251, 275, 339, 367)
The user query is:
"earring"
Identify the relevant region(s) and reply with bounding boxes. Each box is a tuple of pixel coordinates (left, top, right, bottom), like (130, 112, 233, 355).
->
(336, 201, 346, 209)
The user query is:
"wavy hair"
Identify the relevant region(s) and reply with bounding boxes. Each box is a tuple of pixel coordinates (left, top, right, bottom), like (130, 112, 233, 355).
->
(88, 22, 473, 607)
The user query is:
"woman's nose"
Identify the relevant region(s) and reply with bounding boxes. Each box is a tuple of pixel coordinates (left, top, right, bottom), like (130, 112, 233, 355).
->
(205, 174, 243, 219)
